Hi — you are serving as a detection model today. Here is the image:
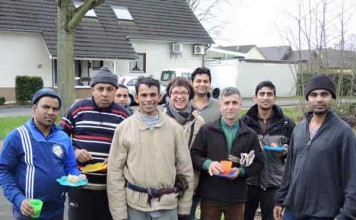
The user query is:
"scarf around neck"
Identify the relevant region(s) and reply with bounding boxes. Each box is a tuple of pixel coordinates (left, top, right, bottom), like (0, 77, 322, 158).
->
(167, 102, 193, 125)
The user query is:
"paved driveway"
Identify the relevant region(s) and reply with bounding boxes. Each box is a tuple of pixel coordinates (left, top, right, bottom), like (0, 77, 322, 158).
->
(0, 190, 12, 220)
(0, 141, 13, 220)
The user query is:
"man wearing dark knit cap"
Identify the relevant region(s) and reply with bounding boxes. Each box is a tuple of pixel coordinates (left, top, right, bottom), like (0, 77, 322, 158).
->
(0, 88, 82, 219)
(60, 67, 130, 220)
(274, 74, 356, 220)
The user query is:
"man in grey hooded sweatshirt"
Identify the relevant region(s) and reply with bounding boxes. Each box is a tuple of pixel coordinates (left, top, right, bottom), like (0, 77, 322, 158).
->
(274, 73, 356, 220)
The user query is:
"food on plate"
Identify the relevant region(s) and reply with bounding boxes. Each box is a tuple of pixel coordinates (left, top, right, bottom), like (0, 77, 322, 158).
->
(67, 174, 79, 183)
(270, 143, 277, 148)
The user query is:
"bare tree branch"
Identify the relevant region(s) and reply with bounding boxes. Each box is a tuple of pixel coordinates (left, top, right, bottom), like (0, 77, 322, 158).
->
(57, 0, 105, 112)
(186, 0, 238, 41)
(68, 0, 105, 30)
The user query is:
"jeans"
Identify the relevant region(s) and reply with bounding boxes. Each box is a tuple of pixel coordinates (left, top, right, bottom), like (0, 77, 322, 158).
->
(283, 209, 334, 220)
(200, 200, 244, 220)
(244, 185, 279, 220)
(127, 206, 178, 220)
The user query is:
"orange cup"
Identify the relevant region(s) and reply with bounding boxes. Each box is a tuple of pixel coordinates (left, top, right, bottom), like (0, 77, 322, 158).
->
(220, 160, 232, 174)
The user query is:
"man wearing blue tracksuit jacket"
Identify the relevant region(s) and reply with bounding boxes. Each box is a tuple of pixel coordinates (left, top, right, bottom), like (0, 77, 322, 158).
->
(0, 88, 81, 220)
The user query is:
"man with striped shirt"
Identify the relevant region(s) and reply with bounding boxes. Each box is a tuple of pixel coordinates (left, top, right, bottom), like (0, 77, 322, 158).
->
(61, 67, 130, 220)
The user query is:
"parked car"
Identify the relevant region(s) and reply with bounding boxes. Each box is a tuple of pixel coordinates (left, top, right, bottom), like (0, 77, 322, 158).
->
(160, 68, 193, 86)
(119, 76, 167, 106)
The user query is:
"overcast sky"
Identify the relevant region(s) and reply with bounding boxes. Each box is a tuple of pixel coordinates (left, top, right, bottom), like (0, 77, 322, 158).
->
(211, 0, 356, 49)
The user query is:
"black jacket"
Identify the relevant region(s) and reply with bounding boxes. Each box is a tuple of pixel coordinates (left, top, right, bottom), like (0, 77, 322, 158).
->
(275, 112, 356, 219)
(190, 119, 264, 204)
(242, 104, 295, 188)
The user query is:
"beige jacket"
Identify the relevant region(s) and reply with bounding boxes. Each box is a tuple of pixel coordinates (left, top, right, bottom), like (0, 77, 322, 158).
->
(172, 110, 204, 190)
(180, 110, 205, 149)
(107, 110, 194, 220)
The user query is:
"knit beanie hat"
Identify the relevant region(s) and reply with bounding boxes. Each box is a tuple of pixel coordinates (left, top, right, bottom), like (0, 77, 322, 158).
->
(32, 88, 62, 108)
(305, 73, 336, 100)
(91, 67, 118, 88)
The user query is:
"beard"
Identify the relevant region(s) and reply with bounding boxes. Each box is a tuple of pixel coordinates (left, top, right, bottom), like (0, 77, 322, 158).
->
(312, 106, 330, 115)
(259, 105, 273, 111)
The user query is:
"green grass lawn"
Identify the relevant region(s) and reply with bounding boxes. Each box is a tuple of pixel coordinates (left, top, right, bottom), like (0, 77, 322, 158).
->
(0, 116, 31, 140)
(241, 106, 304, 122)
(0, 107, 302, 141)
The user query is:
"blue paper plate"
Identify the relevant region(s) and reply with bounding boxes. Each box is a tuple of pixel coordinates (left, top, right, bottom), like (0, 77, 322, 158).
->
(56, 176, 88, 187)
(263, 145, 285, 152)
(214, 171, 237, 178)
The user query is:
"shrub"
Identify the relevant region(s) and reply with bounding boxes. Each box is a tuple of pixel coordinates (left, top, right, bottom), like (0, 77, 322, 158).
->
(0, 96, 5, 105)
(297, 73, 355, 97)
(15, 76, 43, 104)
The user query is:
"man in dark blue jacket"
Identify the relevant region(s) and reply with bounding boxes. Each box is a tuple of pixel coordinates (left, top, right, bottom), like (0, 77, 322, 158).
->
(191, 87, 264, 220)
(274, 74, 356, 220)
(0, 88, 81, 219)
(243, 81, 295, 220)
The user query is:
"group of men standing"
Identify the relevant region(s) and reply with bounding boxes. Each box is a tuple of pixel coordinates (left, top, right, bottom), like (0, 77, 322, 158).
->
(0, 66, 355, 220)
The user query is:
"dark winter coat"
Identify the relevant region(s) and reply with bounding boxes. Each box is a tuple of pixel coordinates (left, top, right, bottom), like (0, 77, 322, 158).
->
(242, 104, 295, 188)
(191, 119, 264, 204)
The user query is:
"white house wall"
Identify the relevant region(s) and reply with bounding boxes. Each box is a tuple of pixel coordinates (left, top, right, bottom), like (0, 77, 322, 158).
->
(239, 62, 297, 97)
(206, 59, 240, 90)
(0, 31, 51, 87)
(246, 47, 265, 60)
(125, 39, 204, 79)
(206, 59, 297, 97)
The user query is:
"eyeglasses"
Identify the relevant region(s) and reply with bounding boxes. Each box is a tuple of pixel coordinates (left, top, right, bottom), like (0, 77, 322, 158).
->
(171, 91, 189, 96)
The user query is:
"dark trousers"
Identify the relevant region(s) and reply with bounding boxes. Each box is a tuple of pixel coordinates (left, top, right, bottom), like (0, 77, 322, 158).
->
(189, 196, 200, 220)
(200, 200, 244, 220)
(244, 185, 278, 220)
(13, 210, 63, 220)
(68, 188, 112, 220)
(283, 209, 334, 220)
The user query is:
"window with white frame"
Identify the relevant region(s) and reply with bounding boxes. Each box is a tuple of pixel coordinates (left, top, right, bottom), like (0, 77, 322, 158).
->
(73, 2, 97, 17)
(130, 53, 146, 73)
(111, 6, 134, 20)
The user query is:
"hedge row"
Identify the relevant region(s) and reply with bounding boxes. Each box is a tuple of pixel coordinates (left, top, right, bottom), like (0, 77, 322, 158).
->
(296, 73, 355, 97)
(15, 76, 43, 104)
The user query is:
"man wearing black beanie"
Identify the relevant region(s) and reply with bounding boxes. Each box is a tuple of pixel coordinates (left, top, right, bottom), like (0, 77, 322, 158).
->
(61, 67, 130, 220)
(274, 73, 356, 220)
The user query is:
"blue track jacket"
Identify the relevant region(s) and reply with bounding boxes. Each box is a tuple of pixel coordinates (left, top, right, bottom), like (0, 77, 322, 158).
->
(0, 120, 81, 219)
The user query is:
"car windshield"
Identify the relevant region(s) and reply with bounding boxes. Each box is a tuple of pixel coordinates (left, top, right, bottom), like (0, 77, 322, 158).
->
(126, 79, 137, 86)
(161, 71, 176, 82)
(181, 72, 192, 79)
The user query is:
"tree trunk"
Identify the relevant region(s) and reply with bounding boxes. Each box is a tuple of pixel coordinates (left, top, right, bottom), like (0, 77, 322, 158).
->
(56, 0, 105, 114)
(57, 28, 75, 114)
(57, 1, 75, 114)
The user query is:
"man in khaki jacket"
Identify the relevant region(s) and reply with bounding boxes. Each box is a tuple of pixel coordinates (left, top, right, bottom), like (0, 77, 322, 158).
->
(107, 76, 194, 220)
